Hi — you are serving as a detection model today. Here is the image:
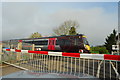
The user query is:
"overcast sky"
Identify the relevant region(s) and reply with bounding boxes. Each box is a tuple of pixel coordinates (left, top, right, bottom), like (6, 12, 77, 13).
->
(1, 2, 118, 46)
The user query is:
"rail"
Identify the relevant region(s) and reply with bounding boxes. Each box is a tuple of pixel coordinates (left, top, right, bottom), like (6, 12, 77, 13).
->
(2, 48, 120, 79)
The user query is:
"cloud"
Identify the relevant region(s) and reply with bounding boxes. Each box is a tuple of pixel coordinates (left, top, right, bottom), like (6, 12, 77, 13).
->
(49, 8, 117, 45)
(2, 2, 117, 46)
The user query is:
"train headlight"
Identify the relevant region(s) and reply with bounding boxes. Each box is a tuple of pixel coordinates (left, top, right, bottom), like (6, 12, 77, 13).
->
(84, 44, 90, 50)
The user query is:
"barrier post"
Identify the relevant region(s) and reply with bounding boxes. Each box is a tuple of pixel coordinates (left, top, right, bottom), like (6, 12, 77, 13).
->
(30, 44, 34, 59)
(16, 41, 22, 61)
(0, 42, 2, 61)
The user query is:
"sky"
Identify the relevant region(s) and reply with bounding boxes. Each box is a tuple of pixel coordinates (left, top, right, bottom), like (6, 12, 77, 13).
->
(1, 1, 119, 46)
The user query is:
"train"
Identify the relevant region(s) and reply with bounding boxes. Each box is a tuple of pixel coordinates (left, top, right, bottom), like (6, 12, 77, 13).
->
(16, 34, 90, 53)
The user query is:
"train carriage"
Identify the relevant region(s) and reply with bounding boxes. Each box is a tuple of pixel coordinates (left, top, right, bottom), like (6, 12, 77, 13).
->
(19, 34, 90, 53)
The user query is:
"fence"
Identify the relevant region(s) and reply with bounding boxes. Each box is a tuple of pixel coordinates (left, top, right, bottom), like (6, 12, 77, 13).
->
(2, 40, 33, 50)
(2, 48, 120, 80)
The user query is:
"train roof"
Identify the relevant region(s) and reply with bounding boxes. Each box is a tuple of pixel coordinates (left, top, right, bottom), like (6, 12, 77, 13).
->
(10, 34, 85, 41)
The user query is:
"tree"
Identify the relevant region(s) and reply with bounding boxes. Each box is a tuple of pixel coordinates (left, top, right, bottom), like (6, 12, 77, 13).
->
(69, 27, 77, 35)
(104, 29, 117, 53)
(53, 20, 79, 36)
(30, 32, 42, 38)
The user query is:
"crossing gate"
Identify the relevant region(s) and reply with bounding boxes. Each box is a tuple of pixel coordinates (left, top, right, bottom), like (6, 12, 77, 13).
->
(2, 48, 120, 79)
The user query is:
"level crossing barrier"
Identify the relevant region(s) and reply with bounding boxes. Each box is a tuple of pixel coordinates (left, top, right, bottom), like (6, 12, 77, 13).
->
(2, 48, 120, 79)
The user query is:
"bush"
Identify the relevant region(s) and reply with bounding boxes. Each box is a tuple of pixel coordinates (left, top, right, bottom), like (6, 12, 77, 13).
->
(91, 46, 109, 54)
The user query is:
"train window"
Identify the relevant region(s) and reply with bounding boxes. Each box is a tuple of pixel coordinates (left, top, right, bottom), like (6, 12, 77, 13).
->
(34, 40, 48, 45)
(83, 38, 89, 45)
(25, 41, 32, 44)
(56, 40, 59, 45)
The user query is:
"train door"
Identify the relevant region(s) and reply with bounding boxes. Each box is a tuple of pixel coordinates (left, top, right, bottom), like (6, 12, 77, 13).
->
(48, 38, 56, 50)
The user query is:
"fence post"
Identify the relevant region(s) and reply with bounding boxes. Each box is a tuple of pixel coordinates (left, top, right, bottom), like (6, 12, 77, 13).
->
(16, 41, 22, 61)
(30, 44, 34, 59)
(0, 42, 2, 61)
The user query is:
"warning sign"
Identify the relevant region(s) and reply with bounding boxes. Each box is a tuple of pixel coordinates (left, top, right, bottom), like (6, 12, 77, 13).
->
(112, 45, 119, 50)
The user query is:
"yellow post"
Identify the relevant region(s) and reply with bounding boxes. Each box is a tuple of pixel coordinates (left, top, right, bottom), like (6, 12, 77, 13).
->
(0, 42, 2, 61)
(16, 42, 22, 61)
(32, 44, 35, 51)
(30, 44, 35, 59)
(0, 42, 2, 77)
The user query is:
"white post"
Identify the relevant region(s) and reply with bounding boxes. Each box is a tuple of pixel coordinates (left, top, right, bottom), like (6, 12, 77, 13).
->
(79, 58, 81, 75)
(88, 59, 89, 75)
(67, 57, 69, 74)
(93, 59, 94, 76)
(49, 55, 51, 73)
(104, 60, 105, 79)
(57, 56, 59, 73)
(110, 61, 111, 79)
(60, 56, 62, 73)
(46, 55, 48, 72)
(63, 56, 65, 74)
(74, 57, 76, 75)
(71, 57, 72, 74)
(83, 58, 85, 74)
(54, 56, 56, 73)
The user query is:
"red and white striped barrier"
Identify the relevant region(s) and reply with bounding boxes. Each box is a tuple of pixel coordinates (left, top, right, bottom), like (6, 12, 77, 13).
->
(3, 48, 120, 61)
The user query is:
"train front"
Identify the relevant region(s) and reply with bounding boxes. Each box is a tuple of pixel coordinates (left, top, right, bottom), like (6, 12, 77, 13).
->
(79, 35, 90, 53)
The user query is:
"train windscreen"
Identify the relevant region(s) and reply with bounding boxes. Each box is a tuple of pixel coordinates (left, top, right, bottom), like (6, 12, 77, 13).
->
(83, 37, 89, 45)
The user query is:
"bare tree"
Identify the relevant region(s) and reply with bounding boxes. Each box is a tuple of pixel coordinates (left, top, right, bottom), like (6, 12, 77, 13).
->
(53, 20, 79, 36)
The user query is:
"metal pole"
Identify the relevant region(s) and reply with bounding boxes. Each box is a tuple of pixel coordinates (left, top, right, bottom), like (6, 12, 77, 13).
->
(79, 58, 81, 76)
(97, 60, 99, 78)
(48, 55, 50, 73)
(54, 56, 56, 73)
(38, 54, 40, 72)
(63, 56, 66, 74)
(57, 56, 59, 73)
(46, 55, 48, 72)
(83, 58, 85, 74)
(110, 61, 111, 79)
(40, 54, 42, 72)
(44, 55, 46, 72)
(71, 57, 73, 74)
(34, 54, 37, 72)
(88, 59, 89, 75)
(67, 57, 69, 74)
(51, 56, 53, 73)
(43, 54, 45, 72)
(116, 61, 118, 79)
(74, 57, 76, 75)
(60, 56, 62, 73)
(93, 59, 94, 76)
(42, 54, 43, 72)
(104, 60, 105, 79)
